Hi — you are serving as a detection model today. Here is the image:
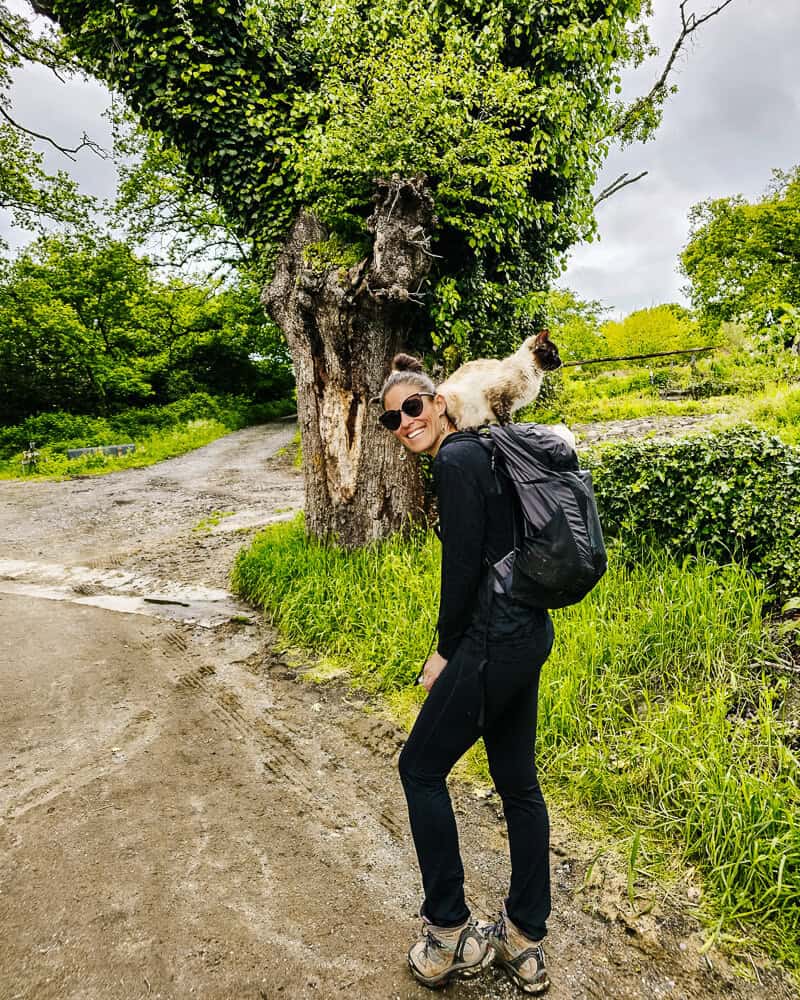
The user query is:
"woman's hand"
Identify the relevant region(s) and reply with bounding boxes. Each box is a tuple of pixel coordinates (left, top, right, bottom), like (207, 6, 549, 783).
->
(420, 651, 448, 692)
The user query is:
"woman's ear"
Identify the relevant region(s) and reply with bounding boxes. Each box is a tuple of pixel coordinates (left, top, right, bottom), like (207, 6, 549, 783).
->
(434, 392, 448, 417)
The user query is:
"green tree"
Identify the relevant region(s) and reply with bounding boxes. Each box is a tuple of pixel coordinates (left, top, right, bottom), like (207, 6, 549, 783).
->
(110, 113, 252, 276)
(31, 0, 731, 544)
(0, 232, 293, 422)
(146, 275, 293, 402)
(681, 168, 800, 351)
(0, 233, 155, 419)
(0, 2, 96, 238)
(602, 303, 705, 359)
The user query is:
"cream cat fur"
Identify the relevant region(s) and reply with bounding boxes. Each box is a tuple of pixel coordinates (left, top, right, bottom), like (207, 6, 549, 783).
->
(438, 329, 562, 431)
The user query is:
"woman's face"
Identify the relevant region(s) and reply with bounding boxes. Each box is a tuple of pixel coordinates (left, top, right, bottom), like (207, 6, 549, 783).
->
(382, 383, 448, 455)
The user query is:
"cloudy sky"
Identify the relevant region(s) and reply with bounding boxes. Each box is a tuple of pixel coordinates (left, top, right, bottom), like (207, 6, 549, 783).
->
(5, 0, 799, 316)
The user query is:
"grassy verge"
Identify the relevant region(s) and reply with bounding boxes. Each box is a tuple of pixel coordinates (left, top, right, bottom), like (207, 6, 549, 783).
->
(232, 516, 800, 971)
(0, 418, 230, 479)
(0, 393, 296, 479)
(544, 367, 800, 446)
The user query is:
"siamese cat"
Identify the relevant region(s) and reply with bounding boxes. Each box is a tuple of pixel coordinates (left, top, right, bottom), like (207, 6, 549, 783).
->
(438, 329, 563, 430)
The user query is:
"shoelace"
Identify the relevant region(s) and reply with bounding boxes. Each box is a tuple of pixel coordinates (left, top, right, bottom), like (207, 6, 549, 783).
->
(484, 911, 507, 942)
(421, 925, 449, 958)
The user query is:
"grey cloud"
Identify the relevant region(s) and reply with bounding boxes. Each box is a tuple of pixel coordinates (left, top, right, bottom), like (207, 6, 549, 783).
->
(564, 0, 800, 313)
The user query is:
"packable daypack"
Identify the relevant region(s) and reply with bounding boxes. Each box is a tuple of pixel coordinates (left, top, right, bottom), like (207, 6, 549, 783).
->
(478, 423, 607, 609)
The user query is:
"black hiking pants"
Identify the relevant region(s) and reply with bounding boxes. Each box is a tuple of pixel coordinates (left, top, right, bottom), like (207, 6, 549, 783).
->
(398, 600, 554, 941)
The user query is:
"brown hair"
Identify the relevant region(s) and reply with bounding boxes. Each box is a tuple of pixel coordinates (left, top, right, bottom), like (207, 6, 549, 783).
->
(376, 353, 436, 407)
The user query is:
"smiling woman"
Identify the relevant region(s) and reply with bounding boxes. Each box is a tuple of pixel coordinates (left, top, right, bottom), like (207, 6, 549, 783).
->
(375, 352, 556, 993)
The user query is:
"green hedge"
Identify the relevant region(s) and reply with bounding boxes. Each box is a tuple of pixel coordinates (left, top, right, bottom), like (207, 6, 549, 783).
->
(589, 425, 800, 602)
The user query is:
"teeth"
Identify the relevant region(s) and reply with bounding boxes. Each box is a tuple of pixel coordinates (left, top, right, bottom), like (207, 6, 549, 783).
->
(408, 429, 423, 439)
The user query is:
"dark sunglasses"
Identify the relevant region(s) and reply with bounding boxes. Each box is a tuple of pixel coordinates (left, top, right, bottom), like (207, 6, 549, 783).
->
(378, 392, 434, 431)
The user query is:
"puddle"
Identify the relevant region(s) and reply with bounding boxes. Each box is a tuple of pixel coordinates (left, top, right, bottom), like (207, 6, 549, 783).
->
(0, 559, 254, 627)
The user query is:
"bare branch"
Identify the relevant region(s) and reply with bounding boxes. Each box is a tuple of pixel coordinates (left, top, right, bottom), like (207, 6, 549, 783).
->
(594, 170, 648, 205)
(614, 0, 736, 137)
(0, 106, 107, 159)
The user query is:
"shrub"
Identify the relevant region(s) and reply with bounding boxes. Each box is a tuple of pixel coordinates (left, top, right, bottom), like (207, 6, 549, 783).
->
(589, 425, 800, 602)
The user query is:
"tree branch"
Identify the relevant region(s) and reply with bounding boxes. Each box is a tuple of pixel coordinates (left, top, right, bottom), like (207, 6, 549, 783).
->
(614, 0, 736, 137)
(594, 170, 649, 205)
(0, 105, 107, 160)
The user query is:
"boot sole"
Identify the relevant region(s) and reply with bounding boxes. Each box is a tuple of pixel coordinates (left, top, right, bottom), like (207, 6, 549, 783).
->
(494, 954, 550, 995)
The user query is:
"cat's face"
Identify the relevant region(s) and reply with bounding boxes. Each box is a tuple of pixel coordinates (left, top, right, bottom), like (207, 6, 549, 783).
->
(383, 383, 448, 455)
(531, 329, 562, 372)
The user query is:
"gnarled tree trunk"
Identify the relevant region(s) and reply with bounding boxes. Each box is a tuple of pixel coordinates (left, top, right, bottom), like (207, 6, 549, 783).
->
(264, 175, 436, 547)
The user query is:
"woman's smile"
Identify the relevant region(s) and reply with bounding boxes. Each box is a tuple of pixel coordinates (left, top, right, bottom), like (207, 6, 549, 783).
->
(383, 384, 446, 454)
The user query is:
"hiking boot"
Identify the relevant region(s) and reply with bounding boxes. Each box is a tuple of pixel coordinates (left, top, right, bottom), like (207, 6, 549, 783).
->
(407, 917, 493, 988)
(477, 909, 550, 994)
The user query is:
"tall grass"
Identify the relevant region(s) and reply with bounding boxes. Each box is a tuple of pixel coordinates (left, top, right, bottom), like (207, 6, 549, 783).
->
(232, 517, 440, 689)
(232, 517, 800, 968)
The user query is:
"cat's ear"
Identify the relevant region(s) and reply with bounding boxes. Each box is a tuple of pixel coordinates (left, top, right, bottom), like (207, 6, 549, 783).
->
(534, 329, 550, 346)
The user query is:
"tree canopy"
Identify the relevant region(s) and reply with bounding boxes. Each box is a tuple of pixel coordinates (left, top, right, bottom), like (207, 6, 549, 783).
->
(602, 303, 706, 359)
(681, 167, 800, 350)
(36, 0, 656, 359)
(0, 2, 98, 238)
(0, 231, 293, 423)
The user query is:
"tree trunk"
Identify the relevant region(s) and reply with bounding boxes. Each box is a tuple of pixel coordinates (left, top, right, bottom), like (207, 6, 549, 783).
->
(263, 175, 436, 547)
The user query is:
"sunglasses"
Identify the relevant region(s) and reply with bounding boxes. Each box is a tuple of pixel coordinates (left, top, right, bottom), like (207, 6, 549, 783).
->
(378, 392, 434, 431)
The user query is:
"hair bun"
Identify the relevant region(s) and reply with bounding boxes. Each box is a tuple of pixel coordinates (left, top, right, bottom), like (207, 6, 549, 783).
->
(392, 353, 424, 374)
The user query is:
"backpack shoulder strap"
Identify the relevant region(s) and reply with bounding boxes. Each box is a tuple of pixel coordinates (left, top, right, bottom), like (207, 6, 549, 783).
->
(475, 428, 504, 494)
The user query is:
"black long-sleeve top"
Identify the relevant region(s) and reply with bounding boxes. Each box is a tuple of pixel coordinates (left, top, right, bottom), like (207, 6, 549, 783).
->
(433, 432, 517, 659)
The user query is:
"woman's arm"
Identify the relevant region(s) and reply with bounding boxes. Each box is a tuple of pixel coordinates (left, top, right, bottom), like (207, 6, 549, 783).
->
(434, 449, 486, 659)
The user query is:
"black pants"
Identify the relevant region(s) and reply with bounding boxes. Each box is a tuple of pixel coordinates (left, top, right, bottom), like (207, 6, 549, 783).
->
(398, 604, 554, 941)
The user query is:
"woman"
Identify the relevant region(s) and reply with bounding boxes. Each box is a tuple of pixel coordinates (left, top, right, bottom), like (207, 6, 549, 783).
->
(377, 354, 555, 995)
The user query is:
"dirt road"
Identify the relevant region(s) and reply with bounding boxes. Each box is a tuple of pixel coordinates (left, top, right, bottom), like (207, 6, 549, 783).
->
(0, 423, 795, 1000)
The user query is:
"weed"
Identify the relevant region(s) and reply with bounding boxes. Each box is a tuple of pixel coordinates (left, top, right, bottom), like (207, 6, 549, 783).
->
(193, 510, 236, 533)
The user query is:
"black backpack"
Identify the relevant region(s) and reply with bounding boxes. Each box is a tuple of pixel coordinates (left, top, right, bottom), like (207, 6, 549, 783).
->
(478, 423, 607, 609)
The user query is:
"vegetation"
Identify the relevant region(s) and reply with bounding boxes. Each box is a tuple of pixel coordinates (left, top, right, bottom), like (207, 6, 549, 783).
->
(32, 0, 730, 544)
(588, 426, 800, 603)
(601, 302, 711, 357)
(0, 232, 293, 425)
(0, 392, 294, 478)
(232, 519, 800, 968)
(682, 167, 800, 350)
(39, 0, 657, 352)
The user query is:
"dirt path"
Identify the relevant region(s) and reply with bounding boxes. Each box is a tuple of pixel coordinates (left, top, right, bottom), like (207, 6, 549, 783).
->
(573, 414, 725, 449)
(0, 423, 796, 1000)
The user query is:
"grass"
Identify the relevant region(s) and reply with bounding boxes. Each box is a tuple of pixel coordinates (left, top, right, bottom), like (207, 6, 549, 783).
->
(540, 355, 800, 446)
(0, 392, 296, 479)
(193, 509, 236, 532)
(232, 516, 800, 972)
(0, 418, 232, 479)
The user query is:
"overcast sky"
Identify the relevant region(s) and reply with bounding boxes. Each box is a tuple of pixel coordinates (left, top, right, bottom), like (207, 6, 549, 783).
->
(5, 0, 799, 317)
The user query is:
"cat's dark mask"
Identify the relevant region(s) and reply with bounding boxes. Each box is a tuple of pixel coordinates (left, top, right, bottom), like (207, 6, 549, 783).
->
(532, 330, 562, 372)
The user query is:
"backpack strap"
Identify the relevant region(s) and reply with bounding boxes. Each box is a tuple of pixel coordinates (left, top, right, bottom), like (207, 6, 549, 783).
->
(476, 428, 503, 495)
